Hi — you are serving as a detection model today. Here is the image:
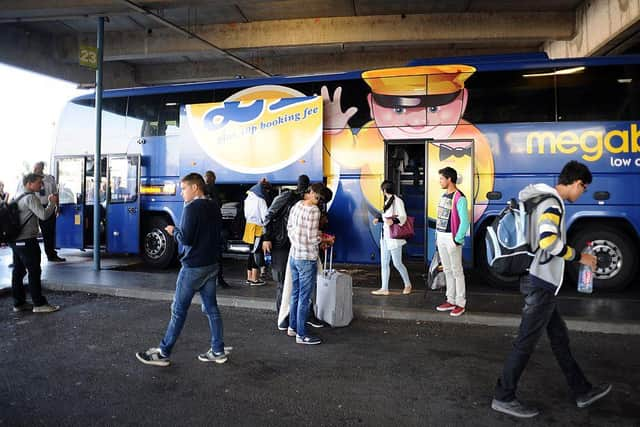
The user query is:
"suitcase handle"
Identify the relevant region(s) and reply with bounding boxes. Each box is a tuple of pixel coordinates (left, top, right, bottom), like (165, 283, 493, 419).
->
(323, 245, 334, 275)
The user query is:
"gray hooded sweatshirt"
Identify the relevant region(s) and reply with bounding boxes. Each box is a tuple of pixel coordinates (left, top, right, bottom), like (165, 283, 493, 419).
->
(519, 183, 579, 295)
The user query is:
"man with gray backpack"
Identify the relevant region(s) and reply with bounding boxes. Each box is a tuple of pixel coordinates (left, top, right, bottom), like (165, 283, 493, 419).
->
(491, 161, 611, 418)
(4, 173, 60, 313)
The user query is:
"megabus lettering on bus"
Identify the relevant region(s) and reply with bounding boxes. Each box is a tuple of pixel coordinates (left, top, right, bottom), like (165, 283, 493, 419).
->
(526, 124, 640, 165)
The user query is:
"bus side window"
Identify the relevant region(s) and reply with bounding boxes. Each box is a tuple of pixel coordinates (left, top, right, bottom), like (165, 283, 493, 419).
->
(557, 64, 640, 121)
(127, 95, 161, 138)
(463, 69, 556, 124)
(159, 103, 180, 136)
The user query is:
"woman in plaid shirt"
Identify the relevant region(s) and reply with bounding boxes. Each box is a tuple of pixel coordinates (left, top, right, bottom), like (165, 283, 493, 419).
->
(287, 183, 335, 345)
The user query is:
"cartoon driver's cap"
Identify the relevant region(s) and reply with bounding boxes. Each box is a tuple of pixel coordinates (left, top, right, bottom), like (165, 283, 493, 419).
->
(363, 65, 476, 108)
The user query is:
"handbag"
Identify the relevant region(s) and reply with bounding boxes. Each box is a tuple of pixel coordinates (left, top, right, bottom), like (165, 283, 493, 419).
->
(389, 216, 415, 239)
(388, 199, 415, 239)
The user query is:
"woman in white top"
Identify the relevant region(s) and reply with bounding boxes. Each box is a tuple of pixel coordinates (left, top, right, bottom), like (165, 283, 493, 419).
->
(243, 179, 269, 285)
(371, 180, 412, 296)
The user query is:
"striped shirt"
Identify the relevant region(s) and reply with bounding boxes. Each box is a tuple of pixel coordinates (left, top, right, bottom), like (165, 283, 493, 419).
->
(538, 204, 578, 262)
(287, 200, 321, 260)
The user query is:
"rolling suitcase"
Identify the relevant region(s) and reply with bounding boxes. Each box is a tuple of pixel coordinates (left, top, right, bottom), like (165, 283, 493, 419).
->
(315, 246, 353, 327)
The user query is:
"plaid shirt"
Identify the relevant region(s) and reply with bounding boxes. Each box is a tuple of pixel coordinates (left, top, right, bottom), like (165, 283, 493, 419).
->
(287, 201, 321, 260)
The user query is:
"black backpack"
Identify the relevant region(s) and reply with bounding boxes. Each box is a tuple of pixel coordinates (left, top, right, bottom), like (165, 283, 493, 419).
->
(484, 194, 559, 276)
(0, 193, 33, 244)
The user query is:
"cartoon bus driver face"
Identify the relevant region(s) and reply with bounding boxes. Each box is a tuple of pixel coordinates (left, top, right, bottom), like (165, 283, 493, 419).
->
(364, 65, 473, 144)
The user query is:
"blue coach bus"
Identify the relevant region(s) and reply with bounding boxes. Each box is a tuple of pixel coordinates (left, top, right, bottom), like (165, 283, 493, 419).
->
(52, 53, 640, 291)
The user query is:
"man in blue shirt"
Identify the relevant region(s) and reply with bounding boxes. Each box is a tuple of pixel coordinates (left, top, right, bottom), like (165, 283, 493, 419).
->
(136, 173, 227, 367)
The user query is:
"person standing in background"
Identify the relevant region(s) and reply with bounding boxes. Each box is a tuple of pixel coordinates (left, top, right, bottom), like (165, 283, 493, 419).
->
(204, 170, 229, 288)
(33, 162, 64, 262)
(434, 167, 469, 317)
(0, 180, 9, 202)
(243, 178, 269, 286)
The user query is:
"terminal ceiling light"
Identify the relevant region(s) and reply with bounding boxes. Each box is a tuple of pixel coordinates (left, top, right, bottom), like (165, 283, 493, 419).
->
(522, 66, 586, 78)
(617, 78, 633, 84)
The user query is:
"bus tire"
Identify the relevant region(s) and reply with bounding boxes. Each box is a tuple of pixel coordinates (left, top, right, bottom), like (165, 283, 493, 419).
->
(141, 216, 176, 269)
(475, 227, 520, 289)
(568, 225, 637, 291)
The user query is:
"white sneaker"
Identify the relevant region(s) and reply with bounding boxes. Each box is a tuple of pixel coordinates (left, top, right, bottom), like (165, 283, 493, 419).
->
(33, 304, 60, 313)
(197, 349, 228, 364)
(136, 348, 170, 367)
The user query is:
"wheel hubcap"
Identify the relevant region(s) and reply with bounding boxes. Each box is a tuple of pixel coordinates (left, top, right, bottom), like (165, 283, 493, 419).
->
(144, 228, 167, 260)
(591, 239, 622, 280)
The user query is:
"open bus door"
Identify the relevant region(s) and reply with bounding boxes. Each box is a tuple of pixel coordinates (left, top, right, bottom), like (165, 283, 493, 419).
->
(55, 157, 85, 249)
(384, 139, 475, 266)
(384, 141, 426, 261)
(106, 155, 141, 254)
(425, 139, 474, 266)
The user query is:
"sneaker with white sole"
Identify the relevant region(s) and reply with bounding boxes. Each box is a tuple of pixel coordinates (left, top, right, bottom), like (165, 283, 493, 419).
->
(296, 335, 322, 345)
(32, 304, 60, 313)
(306, 316, 324, 328)
(450, 306, 465, 317)
(136, 347, 170, 367)
(287, 327, 297, 337)
(436, 302, 456, 311)
(576, 384, 612, 408)
(491, 398, 539, 418)
(197, 349, 228, 364)
(278, 317, 289, 331)
(250, 279, 266, 286)
(13, 303, 33, 312)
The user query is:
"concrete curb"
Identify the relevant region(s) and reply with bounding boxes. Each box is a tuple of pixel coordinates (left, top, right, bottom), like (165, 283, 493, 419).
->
(33, 280, 639, 336)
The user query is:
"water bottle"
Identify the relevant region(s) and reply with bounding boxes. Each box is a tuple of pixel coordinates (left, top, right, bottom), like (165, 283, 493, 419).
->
(264, 251, 272, 267)
(577, 242, 594, 294)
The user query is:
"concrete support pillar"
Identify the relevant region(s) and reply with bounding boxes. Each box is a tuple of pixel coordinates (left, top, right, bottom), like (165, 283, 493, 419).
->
(545, 0, 640, 57)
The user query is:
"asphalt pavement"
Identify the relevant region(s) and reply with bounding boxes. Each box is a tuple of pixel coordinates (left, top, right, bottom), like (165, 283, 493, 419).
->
(1, 246, 639, 335)
(1, 291, 639, 426)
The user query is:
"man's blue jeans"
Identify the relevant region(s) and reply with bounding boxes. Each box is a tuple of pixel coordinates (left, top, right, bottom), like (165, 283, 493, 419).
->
(289, 258, 317, 338)
(160, 263, 224, 356)
(494, 275, 591, 401)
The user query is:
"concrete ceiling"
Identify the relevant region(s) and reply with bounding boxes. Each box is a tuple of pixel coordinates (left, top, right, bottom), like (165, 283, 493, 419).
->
(1, 0, 639, 88)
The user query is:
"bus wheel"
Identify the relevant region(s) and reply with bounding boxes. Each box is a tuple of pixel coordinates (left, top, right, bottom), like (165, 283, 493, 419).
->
(142, 216, 176, 269)
(476, 227, 520, 289)
(568, 225, 637, 291)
